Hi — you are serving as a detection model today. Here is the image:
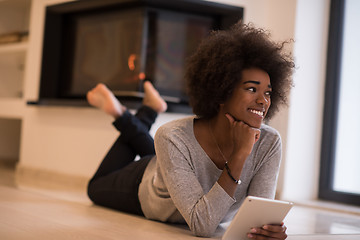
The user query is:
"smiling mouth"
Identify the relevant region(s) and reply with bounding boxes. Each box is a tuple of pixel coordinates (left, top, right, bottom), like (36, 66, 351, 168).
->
(249, 109, 264, 117)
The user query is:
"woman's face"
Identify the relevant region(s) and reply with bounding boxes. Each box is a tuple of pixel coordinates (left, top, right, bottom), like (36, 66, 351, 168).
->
(220, 68, 272, 129)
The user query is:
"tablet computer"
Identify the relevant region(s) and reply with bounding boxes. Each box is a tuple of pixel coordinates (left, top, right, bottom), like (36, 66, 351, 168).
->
(222, 196, 293, 240)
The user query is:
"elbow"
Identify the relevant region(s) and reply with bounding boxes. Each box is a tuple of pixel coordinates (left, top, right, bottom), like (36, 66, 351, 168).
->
(189, 219, 217, 237)
(191, 228, 214, 238)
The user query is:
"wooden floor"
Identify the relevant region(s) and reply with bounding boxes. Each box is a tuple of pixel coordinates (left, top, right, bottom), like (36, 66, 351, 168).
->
(1, 164, 360, 240)
(0, 185, 207, 240)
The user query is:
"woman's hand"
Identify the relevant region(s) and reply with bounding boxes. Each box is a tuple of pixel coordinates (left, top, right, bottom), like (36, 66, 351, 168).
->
(247, 223, 288, 240)
(225, 113, 261, 157)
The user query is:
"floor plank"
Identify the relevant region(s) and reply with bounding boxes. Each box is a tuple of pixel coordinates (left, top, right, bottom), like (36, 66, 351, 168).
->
(1, 164, 360, 240)
(0, 185, 207, 240)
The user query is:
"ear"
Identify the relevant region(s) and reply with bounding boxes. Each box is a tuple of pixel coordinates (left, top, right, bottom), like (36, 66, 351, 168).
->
(218, 102, 226, 113)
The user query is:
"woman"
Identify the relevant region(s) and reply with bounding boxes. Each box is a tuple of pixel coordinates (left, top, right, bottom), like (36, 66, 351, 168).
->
(87, 23, 295, 239)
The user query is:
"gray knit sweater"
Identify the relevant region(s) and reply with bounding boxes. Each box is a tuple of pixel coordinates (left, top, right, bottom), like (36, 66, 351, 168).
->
(138, 116, 282, 237)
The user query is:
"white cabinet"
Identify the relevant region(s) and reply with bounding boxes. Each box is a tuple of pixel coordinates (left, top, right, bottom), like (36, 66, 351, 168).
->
(0, 0, 31, 163)
(0, 0, 31, 118)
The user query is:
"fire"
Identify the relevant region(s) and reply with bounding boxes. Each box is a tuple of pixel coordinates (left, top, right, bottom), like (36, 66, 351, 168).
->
(128, 54, 137, 71)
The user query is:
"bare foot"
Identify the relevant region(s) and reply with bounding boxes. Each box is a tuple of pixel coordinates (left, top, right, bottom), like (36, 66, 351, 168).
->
(87, 83, 126, 118)
(143, 81, 167, 113)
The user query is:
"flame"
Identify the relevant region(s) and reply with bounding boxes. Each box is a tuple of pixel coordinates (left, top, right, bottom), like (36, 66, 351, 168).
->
(128, 54, 145, 81)
(139, 72, 146, 80)
(128, 54, 137, 71)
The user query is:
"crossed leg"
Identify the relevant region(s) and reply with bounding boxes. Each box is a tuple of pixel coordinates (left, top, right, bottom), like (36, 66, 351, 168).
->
(87, 81, 167, 215)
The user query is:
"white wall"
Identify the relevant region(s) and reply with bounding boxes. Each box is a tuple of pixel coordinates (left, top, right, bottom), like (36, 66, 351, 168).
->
(282, 0, 330, 201)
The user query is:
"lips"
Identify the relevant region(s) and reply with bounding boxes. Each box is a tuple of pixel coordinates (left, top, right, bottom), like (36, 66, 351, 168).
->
(249, 108, 265, 118)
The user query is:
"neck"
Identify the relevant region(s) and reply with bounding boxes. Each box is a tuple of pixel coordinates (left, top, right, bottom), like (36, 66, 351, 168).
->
(208, 115, 232, 157)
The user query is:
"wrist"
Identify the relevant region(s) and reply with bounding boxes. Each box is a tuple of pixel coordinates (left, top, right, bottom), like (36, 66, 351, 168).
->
(224, 162, 241, 185)
(225, 158, 245, 182)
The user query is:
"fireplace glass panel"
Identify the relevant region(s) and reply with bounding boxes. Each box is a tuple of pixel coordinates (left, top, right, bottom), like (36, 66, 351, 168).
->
(68, 8, 145, 96)
(145, 10, 213, 102)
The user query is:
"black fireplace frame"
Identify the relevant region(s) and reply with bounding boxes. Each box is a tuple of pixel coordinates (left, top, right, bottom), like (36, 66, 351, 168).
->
(32, 0, 243, 113)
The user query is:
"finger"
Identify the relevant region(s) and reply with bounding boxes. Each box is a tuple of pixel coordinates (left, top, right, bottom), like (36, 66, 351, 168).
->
(254, 129, 261, 143)
(263, 224, 287, 233)
(254, 133, 260, 143)
(247, 233, 282, 240)
(225, 113, 235, 124)
(248, 228, 287, 239)
(248, 233, 287, 240)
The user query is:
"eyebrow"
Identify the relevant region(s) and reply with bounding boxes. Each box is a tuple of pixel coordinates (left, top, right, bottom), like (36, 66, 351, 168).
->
(243, 80, 272, 89)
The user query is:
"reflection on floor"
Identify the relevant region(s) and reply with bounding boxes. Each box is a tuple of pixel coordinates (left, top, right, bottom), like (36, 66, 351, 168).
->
(286, 204, 360, 236)
(1, 163, 360, 240)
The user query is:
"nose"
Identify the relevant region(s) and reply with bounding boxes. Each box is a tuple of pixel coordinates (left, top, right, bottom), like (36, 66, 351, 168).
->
(256, 93, 269, 106)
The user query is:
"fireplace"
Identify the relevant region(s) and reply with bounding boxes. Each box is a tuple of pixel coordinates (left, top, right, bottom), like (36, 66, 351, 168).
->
(35, 0, 243, 112)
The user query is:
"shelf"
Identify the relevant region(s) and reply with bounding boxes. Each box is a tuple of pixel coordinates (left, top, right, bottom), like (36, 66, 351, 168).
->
(0, 42, 28, 54)
(0, 98, 26, 119)
(0, 0, 30, 120)
(0, 0, 31, 8)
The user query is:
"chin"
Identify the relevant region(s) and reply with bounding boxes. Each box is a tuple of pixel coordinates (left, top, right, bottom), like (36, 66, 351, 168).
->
(251, 118, 265, 128)
(252, 123, 262, 129)
(244, 120, 262, 129)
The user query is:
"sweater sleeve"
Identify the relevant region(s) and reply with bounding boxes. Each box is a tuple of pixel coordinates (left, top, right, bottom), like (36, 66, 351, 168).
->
(247, 129, 282, 199)
(154, 126, 235, 237)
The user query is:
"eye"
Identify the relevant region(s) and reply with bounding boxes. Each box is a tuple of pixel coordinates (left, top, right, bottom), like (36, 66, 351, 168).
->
(265, 91, 272, 97)
(247, 87, 256, 92)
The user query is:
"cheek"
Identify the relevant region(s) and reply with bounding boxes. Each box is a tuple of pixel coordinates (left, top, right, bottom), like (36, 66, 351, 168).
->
(265, 102, 271, 115)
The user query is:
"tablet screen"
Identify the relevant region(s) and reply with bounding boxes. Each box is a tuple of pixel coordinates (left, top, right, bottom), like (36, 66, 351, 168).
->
(222, 196, 293, 240)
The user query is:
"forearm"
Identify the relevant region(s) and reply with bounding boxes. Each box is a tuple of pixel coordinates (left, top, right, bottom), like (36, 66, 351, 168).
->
(179, 182, 235, 237)
(217, 153, 247, 197)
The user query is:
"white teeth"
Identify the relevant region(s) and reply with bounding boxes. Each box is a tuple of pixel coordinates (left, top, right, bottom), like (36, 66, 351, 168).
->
(250, 109, 264, 117)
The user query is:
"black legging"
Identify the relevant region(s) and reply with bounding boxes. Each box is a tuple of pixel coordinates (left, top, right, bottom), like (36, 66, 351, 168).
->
(87, 106, 157, 216)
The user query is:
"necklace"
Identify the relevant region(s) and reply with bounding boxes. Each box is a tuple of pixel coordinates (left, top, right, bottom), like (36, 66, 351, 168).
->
(208, 120, 242, 185)
(208, 120, 227, 163)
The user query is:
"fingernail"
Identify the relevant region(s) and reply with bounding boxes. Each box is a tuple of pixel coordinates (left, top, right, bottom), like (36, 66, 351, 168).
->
(250, 228, 257, 233)
(263, 225, 268, 230)
(247, 233, 254, 238)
